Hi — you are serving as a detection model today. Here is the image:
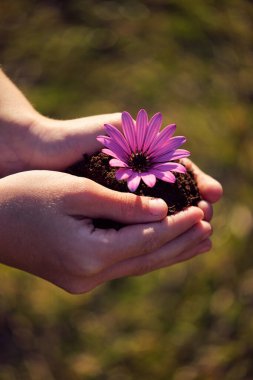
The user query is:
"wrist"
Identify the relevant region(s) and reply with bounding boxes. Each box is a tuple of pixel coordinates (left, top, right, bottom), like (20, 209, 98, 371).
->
(0, 110, 45, 177)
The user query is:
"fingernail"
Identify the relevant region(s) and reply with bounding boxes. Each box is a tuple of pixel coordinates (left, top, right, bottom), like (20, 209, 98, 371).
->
(148, 198, 168, 217)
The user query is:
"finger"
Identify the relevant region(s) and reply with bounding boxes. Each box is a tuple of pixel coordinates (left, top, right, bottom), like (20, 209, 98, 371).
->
(95, 220, 212, 282)
(151, 237, 212, 269)
(198, 200, 213, 222)
(71, 237, 213, 294)
(184, 237, 212, 257)
(142, 237, 212, 268)
(67, 176, 168, 223)
(181, 158, 223, 203)
(104, 206, 205, 263)
(74, 207, 204, 274)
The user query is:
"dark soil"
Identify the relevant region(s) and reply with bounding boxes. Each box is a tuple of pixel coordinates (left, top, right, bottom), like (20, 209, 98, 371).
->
(65, 152, 201, 229)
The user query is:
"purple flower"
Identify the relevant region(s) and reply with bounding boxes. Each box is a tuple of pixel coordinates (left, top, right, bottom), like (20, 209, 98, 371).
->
(97, 109, 190, 192)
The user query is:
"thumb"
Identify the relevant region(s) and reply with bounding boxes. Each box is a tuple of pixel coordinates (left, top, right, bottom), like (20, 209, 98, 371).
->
(68, 178, 168, 224)
(181, 158, 223, 203)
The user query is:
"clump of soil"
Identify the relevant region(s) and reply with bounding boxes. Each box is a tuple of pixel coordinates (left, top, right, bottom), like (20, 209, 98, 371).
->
(65, 152, 201, 229)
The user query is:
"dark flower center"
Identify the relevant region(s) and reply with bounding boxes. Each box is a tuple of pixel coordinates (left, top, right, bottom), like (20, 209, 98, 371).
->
(128, 152, 151, 172)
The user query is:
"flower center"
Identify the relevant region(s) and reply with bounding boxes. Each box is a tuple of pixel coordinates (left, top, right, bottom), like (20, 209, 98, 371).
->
(128, 152, 150, 172)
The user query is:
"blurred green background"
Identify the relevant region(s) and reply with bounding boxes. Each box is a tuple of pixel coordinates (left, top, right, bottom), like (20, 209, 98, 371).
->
(0, 0, 253, 379)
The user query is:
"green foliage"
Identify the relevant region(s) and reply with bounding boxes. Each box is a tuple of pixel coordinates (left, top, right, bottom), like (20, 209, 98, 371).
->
(0, 1, 253, 379)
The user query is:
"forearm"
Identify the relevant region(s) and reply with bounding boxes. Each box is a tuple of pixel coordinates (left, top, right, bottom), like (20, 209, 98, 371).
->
(0, 70, 43, 176)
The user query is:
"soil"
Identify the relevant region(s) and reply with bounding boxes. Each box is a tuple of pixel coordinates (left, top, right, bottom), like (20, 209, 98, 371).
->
(65, 152, 201, 229)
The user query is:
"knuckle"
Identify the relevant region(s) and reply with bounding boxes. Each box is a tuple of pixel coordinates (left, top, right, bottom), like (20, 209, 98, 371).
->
(64, 176, 94, 199)
(166, 214, 178, 233)
(139, 227, 159, 256)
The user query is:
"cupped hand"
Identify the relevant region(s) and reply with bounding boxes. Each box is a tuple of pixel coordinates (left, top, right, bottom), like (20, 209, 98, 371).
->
(0, 170, 212, 293)
(0, 109, 122, 176)
(0, 69, 123, 176)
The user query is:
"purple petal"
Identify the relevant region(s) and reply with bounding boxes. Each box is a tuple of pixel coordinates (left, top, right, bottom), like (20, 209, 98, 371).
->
(150, 169, 176, 183)
(147, 124, 176, 154)
(104, 124, 131, 155)
(97, 135, 128, 161)
(115, 168, 133, 180)
(153, 162, 186, 173)
(136, 109, 148, 151)
(141, 173, 156, 187)
(122, 111, 137, 152)
(169, 149, 191, 161)
(142, 112, 162, 152)
(102, 148, 121, 160)
(153, 149, 190, 163)
(166, 136, 186, 150)
(127, 172, 141, 192)
(109, 159, 128, 168)
(97, 135, 107, 144)
(152, 136, 186, 158)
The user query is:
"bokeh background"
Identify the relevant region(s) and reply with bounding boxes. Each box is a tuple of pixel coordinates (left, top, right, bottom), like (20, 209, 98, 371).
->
(0, 1, 253, 379)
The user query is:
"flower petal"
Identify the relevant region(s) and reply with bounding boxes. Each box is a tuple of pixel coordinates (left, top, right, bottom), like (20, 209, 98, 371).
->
(104, 124, 131, 155)
(143, 112, 162, 152)
(136, 109, 148, 151)
(116, 168, 133, 180)
(109, 159, 128, 167)
(127, 172, 141, 192)
(166, 136, 186, 150)
(153, 149, 190, 163)
(97, 135, 128, 161)
(152, 136, 186, 158)
(150, 169, 176, 183)
(169, 149, 191, 161)
(147, 124, 176, 154)
(102, 148, 121, 160)
(141, 173, 156, 187)
(153, 162, 186, 173)
(122, 111, 137, 152)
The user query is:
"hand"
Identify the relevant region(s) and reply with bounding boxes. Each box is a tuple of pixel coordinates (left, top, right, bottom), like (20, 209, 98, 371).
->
(181, 158, 223, 221)
(0, 170, 212, 293)
(0, 69, 121, 176)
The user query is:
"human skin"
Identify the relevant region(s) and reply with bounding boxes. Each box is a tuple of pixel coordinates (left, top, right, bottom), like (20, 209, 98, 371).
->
(0, 70, 222, 293)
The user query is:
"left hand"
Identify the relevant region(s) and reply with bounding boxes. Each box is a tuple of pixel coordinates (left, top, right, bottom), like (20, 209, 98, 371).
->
(0, 107, 121, 177)
(0, 66, 122, 176)
(27, 113, 122, 172)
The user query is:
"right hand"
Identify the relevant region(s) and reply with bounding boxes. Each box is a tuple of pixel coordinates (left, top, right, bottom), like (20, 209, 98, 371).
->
(181, 158, 223, 222)
(0, 170, 211, 294)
